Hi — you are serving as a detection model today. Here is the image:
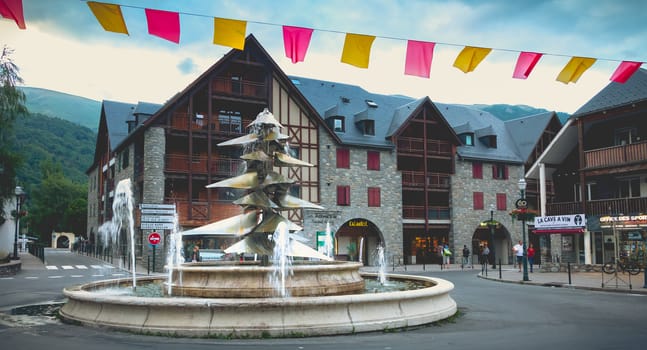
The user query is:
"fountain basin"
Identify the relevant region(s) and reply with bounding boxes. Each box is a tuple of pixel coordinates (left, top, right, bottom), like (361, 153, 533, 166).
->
(60, 273, 456, 338)
(167, 261, 365, 297)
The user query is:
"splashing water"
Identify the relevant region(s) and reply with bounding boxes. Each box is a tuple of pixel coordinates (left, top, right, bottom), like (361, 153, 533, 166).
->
(377, 244, 387, 285)
(112, 179, 136, 290)
(166, 212, 183, 296)
(323, 222, 334, 259)
(270, 222, 292, 297)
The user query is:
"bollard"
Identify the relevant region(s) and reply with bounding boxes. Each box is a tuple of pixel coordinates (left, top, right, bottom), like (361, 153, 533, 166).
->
(498, 258, 502, 279)
(567, 262, 572, 285)
(147, 255, 150, 275)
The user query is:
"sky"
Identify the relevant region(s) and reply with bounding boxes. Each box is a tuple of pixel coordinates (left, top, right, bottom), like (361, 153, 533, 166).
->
(2, 0, 647, 114)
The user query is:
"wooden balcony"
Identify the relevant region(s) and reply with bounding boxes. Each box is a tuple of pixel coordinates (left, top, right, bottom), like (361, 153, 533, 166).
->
(546, 197, 647, 216)
(585, 141, 647, 169)
(169, 112, 251, 135)
(212, 77, 267, 99)
(397, 137, 452, 156)
(172, 200, 243, 227)
(403, 205, 450, 220)
(401, 171, 451, 189)
(165, 155, 244, 176)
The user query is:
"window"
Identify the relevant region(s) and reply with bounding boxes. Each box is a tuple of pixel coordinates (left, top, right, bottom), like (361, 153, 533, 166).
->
(492, 164, 508, 179)
(333, 117, 345, 132)
(367, 151, 380, 170)
(460, 133, 474, 146)
(615, 127, 639, 145)
(336, 148, 350, 168)
(121, 147, 129, 169)
(337, 185, 351, 206)
(368, 187, 381, 207)
(473, 192, 484, 210)
(472, 162, 483, 179)
(362, 120, 375, 136)
(218, 110, 242, 133)
(496, 193, 507, 210)
(618, 178, 640, 198)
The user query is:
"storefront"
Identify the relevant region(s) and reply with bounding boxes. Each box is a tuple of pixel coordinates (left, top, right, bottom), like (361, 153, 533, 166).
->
(532, 214, 586, 264)
(596, 215, 647, 266)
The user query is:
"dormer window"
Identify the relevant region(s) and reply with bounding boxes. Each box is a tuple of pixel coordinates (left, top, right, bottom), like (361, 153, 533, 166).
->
(480, 135, 497, 148)
(341, 96, 350, 103)
(460, 133, 474, 146)
(333, 117, 345, 132)
(365, 99, 378, 108)
(362, 120, 375, 136)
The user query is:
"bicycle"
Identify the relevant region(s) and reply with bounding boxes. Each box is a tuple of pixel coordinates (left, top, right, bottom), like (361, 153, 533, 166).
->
(602, 257, 641, 275)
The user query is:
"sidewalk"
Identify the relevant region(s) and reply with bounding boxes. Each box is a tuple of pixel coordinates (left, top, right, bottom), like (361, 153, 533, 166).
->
(361, 263, 647, 295)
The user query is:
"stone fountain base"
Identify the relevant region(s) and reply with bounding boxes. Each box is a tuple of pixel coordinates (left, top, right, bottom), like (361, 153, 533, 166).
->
(166, 261, 365, 297)
(60, 273, 456, 338)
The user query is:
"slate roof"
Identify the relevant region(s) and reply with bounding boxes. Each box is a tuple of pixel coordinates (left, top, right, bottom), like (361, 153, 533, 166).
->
(101, 100, 161, 152)
(505, 111, 555, 161)
(291, 75, 529, 163)
(572, 68, 647, 117)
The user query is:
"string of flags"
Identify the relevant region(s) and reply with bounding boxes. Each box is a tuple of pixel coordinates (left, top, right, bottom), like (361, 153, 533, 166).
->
(1, 0, 644, 84)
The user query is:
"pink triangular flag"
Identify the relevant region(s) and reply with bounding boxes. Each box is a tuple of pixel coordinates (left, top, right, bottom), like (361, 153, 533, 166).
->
(283, 26, 313, 64)
(404, 40, 435, 78)
(610, 61, 643, 84)
(513, 52, 543, 79)
(145, 8, 180, 43)
(0, 0, 25, 29)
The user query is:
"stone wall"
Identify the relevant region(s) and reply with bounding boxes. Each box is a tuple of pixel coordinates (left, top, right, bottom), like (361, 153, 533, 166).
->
(141, 127, 167, 272)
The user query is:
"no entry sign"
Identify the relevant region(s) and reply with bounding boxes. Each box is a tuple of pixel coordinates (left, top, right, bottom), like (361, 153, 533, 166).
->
(148, 232, 161, 245)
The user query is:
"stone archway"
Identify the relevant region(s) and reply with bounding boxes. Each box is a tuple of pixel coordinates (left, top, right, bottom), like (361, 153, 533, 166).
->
(52, 232, 75, 249)
(334, 218, 384, 266)
(472, 221, 512, 266)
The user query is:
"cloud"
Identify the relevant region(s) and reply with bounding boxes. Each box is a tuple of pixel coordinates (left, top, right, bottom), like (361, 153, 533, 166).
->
(177, 58, 198, 75)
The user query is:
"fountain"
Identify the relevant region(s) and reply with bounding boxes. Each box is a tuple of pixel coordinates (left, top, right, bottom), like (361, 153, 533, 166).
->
(59, 109, 457, 337)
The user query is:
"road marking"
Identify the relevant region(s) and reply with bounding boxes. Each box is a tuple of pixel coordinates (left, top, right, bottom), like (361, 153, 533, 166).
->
(61, 265, 74, 270)
(46, 266, 58, 270)
(90, 265, 104, 269)
(75, 265, 88, 269)
(0, 277, 14, 280)
(25, 276, 38, 279)
(48, 276, 63, 279)
(71, 275, 84, 278)
(112, 273, 126, 276)
(91, 274, 105, 277)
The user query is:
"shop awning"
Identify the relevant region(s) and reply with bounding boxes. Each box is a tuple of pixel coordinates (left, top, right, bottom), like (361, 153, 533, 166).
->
(532, 228, 585, 235)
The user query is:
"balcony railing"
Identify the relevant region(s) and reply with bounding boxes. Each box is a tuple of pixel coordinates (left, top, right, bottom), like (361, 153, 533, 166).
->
(401, 171, 450, 189)
(165, 155, 243, 176)
(546, 197, 647, 216)
(212, 77, 267, 99)
(397, 137, 452, 156)
(585, 141, 647, 169)
(169, 112, 251, 135)
(403, 205, 451, 220)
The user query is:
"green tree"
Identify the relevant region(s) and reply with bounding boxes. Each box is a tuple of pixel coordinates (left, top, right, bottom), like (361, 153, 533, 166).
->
(25, 159, 87, 244)
(0, 45, 27, 218)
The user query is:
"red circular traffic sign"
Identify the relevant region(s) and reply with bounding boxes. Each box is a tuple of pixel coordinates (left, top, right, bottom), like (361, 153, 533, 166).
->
(148, 232, 161, 245)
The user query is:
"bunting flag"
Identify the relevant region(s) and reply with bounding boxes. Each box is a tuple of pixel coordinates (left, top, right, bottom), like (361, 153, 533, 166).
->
(453, 46, 492, 73)
(87, 1, 128, 35)
(556, 57, 597, 84)
(282, 26, 314, 64)
(213, 18, 247, 50)
(145, 8, 180, 43)
(341, 33, 376, 68)
(610, 61, 642, 84)
(404, 40, 436, 78)
(513, 52, 543, 79)
(0, 0, 25, 29)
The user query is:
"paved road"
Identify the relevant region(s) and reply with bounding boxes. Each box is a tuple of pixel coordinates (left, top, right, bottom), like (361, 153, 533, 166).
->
(1, 250, 647, 350)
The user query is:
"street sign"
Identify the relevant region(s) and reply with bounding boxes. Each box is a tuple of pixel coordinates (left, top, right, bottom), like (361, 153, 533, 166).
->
(141, 215, 175, 223)
(140, 209, 176, 215)
(141, 222, 176, 230)
(140, 203, 176, 209)
(148, 232, 161, 245)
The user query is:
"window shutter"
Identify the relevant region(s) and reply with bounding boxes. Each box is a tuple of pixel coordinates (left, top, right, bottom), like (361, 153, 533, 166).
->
(472, 162, 482, 179)
(496, 193, 507, 210)
(504, 165, 509, 179)
(491, 164, 497, 179)
(473, 192, 484, 210)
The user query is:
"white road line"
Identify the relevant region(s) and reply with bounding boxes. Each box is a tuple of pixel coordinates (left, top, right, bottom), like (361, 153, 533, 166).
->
(71, 275, 84, 278)
(91, 274, 105, 277)
(48, 276, 63, 279)
(75, 265, 88, 269)
(25, 276, 38, 279)
(46, 266, 58, 270)
(61, 265, 74, 270)
(112, 273, 125, 276)
(0, 277, 14, 280)
(102, 265, 114, 269)
(90, 265, 104, 269)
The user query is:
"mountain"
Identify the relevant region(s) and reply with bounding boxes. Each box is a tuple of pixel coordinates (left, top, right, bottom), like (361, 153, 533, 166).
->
(473, 104, 570, 124)
(19, 87, 101, 130)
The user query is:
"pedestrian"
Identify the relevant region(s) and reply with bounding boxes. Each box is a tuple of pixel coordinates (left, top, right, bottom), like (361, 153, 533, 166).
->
(190, 244, 201, 262)
(442, 244, 452, 267)
(527, 243, 536, 273)
(481, 244, 490, 266)
(462, 244, 470, 268)
(513, 240, 524, 272)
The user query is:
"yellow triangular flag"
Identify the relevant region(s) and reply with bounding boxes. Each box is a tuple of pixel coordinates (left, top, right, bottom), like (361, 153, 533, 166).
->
(556, 57, 597, 84)
(453, 46, 492, 73)
(87, 1, 129, 35)
(213, 18, 247, 50)
(341, 33, 376, 69)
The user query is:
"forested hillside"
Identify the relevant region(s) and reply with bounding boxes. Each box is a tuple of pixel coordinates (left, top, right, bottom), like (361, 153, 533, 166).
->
(19, 87, 101, 130)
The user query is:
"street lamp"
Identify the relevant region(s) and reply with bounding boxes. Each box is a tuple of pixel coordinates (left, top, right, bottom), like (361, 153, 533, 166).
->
(488, 204, 496, 269)
(12, 186, 25, 260)
(517, 178, 529, 281)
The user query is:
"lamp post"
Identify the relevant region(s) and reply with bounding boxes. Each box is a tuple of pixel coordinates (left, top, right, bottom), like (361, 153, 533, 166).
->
(517, 179, 530, 281)
(488, 204, 496, 269)
(12, 186, 25, 260)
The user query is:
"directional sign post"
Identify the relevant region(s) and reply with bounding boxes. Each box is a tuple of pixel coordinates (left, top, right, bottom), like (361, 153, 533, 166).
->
(148, 232, 161, 272)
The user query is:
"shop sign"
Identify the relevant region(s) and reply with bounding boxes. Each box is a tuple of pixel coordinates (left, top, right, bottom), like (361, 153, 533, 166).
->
(534, 214, 585, 229)
(600, 215, 647, 228)
(348, 220, 368, 227)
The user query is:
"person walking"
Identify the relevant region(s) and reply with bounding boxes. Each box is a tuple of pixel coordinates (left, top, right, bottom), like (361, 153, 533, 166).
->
(442, 244, 452, 268)
(462, 244, 471, 269)
(513, 240, 524, 272)
(481, 243, 490, 266)
(190, 244, 201, 262)
(527, 243, 536, 273)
